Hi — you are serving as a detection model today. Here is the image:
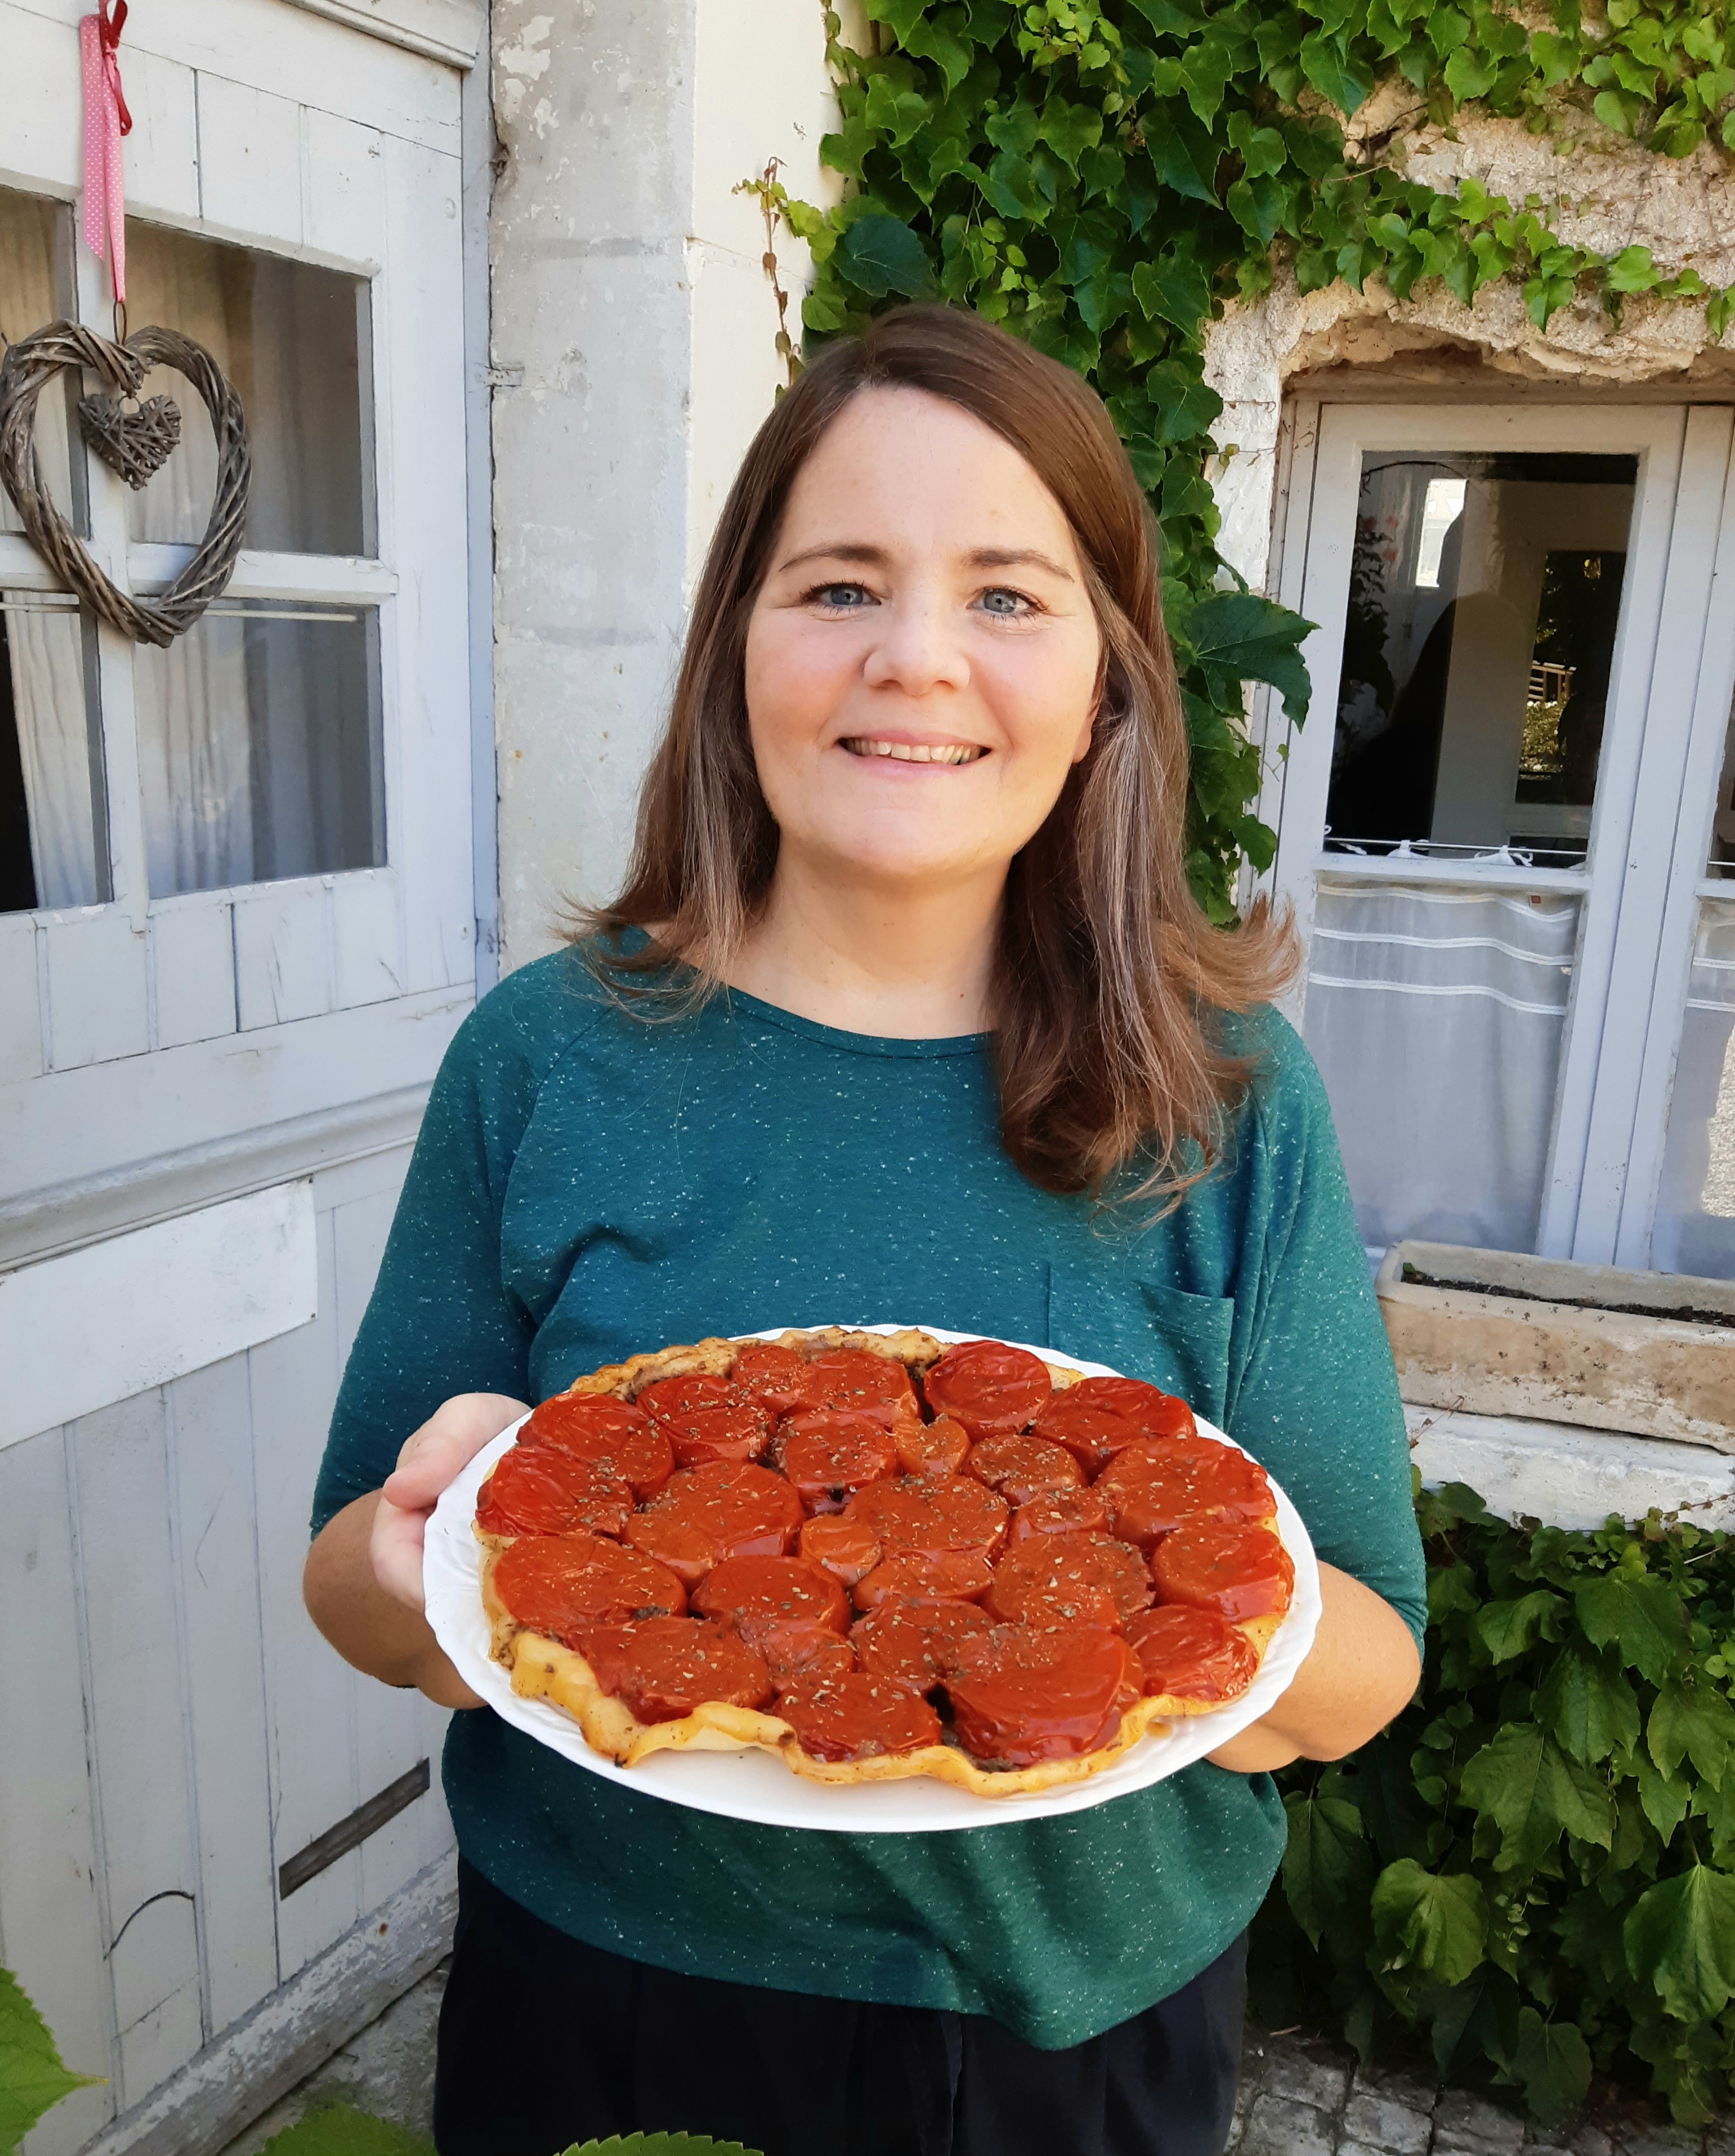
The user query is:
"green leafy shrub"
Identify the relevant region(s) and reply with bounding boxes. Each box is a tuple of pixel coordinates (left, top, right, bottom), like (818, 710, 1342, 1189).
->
(769, 0, 1735, 914)
(0, 1966, 101, 2156)
(1254, 1479, 1735, 2127)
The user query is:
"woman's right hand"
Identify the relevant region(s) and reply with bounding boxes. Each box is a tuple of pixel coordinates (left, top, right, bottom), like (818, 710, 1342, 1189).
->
(372, 1391, 530, 1613)
(305, 1391, 528, 1711)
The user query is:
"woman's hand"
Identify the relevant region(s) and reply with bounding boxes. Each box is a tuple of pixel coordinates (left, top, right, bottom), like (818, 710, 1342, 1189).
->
(304, 1391, 530, 1710)
(1204, 1561, 1420, 1773)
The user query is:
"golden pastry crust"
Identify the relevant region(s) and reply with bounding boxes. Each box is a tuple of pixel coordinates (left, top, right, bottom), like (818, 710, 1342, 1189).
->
(478, 1327, 1288, 1792)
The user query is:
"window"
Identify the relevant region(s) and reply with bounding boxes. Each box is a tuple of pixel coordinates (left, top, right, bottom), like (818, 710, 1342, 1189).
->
(0, 185, 385, 913)
(1265, 403, 1735, 1277)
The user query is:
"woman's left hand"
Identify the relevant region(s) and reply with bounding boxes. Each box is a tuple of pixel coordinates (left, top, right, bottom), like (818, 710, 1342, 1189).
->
(1204, 1561, 1420, 1772)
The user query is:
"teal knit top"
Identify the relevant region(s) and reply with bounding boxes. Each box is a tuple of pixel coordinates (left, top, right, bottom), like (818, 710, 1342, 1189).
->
(313, 946, 1423, 2048)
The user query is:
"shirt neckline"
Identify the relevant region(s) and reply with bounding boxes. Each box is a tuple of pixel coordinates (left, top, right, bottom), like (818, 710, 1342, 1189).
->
(718, 983, 991, 1059)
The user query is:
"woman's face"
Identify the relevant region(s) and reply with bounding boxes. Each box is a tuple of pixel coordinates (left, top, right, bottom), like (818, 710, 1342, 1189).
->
(743, 386, 1102, 897)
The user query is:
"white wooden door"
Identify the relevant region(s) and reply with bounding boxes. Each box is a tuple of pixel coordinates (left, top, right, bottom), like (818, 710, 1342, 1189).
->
(1258, 399, 1735, 1274)
(0, 1, 480, 2146)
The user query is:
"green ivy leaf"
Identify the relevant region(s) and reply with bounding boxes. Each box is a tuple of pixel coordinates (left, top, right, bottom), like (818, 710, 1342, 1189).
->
(1131, 247, 1214, 334)
(1649, 1680, 1735, 1790)
(1443, 46, 1498, 101)
(1538, 1647, 1639, 1765)
(1505, 2008, 1592, 2124)
(1477, 1589, 1563, 1664)
(1576, 1572, 1689, 1687)
(1038, 95, 1103, 175)
(0, 1968, 103, 2156)
(1459, 1725, 1615, 1870)
(1185, 590, 1314, 722)
(1282, 1791, 1373, 1947)
(836, 214, 935, 298)
(1709, 287, 1735, 341)
(1605, 243, 1660, 293)
(1371, 1859, 1489, 1985)
(865, 0, 932, 41)
(258, 2107, 433, 2156)
(1298, 30, 1373, 114)
(1623, 1867, 1735, 2022)
(1148, 107, 1220, 203)
(1634, 1745, 1692, 1847)
(900, 13, 977, 93)
(1124, 0, 1205, 35)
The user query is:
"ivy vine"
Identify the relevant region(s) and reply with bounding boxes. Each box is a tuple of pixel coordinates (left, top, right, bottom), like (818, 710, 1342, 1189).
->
(1259, 1482, 1735, 2129)
(762, 0, 1735, 914)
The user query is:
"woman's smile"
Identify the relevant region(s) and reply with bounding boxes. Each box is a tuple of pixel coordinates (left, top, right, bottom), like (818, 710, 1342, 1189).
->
(837, 734, 989, 766)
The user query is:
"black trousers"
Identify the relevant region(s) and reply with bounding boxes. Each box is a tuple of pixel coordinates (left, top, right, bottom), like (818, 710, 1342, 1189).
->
(435, 1857, 1246, 2156)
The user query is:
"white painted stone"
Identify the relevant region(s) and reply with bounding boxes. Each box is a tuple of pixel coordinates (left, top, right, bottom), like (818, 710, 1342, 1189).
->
(1409, 1403, 1735, 1530)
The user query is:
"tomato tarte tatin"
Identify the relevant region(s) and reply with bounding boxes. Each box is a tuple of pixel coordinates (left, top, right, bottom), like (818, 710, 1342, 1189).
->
(477, 1326, 1294, 1796)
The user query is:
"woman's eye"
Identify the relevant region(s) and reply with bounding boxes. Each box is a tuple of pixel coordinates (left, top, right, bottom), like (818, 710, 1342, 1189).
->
(978, 587, 1034, 618)
(810, 583, 873, 610)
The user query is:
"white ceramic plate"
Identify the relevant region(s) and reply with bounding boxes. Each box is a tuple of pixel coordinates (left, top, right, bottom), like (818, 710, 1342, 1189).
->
(424, 1324, 1321, 1833)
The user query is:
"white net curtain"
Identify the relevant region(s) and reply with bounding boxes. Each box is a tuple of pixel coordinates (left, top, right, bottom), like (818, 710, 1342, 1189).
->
(1304, 880, 1580, 1254)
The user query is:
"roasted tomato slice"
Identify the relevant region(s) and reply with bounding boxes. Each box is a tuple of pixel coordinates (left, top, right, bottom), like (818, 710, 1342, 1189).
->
(966, 1433, 1083, 1506)
(624, 1460, 804, 1585)
(1125, 1606, 1258, 1703)
(729, 1341, 813, 1417)
(854, 1599, 995, 1695)
(799, 1512, 881, 1589)
(779, 1408, 898, 1513)
(945, 1625, 1142, 1767)
(1151, 1519, 1294, 1625)
(776, 1669, 942, 1762)
(922, 1339, 1052, 1440)
(765, 1631, 858, 1690)
(635, 1374, 775, 1468)
(1031, 1375, 1195, 1471)
(848, 1474, 1008, 1564)
(795, 1348, 916, 1426)
(518, 1393, 675, 1498)
(690, 1553, 850, 1660)
(1005, 1485, 1111, 1546)
(475, 1447, 631, 1540)
(576, 1615, 771, 1723)
(492, 1532, 686, 1645)
(852, 1549, 996, 1612)
(1097, 1439, 1274, 1550)
(984, 1531, 1152, 1631)
(892, 1402, 972, 1478)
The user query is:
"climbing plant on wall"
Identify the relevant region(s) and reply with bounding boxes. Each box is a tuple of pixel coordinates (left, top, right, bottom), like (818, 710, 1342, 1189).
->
(761, 0, 1735, 916)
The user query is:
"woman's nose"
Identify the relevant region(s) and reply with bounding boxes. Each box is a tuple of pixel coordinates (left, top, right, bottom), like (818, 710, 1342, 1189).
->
(860, 596, 971, 697)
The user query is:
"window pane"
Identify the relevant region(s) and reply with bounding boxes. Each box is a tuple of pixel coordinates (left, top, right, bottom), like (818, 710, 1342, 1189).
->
(1709, 699, 1735, 881)
(122, 221, 370, 556)
(1304, 880, 1579, 1253)
(0, 186, 79, 540)
(1328, 454, 1638, 868)
(134, 605, 382, 898)
(1, 600, 106, 910)
(1653, 898, 1735, 1278)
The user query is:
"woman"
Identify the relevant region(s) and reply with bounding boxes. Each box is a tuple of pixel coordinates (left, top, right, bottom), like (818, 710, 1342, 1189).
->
(305, 304, 1424, 2156)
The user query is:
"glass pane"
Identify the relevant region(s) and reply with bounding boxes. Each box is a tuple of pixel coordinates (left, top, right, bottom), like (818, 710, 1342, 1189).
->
(0, 186, 79, 540)
(1, 599, 106, 910)
(134, 604, 383, 898)
(122, 221, 370, 556)
(1653, 898, 1735, 1278)
(1304, 880, 1580, 1252)
(1328, 453, 1638, 868)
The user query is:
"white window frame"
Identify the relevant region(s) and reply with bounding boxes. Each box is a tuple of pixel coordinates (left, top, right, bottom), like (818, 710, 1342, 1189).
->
(1258, 398, 1735, 1268)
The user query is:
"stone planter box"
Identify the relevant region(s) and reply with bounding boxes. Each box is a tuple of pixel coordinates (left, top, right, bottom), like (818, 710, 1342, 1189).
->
(1375, 1240, 1735, 1451)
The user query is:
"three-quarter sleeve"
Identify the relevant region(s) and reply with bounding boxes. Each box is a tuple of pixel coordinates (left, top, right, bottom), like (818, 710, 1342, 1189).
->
(310, 988, 542, 1536)
(1225, 1018, 1427, 1650)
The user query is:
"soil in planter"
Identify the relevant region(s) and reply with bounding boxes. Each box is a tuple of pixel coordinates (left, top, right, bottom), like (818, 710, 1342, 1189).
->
(1398, 1263, 1735, 1332)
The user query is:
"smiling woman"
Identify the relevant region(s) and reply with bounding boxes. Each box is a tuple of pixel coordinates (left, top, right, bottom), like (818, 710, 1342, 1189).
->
(303, 304, 1426, 2156)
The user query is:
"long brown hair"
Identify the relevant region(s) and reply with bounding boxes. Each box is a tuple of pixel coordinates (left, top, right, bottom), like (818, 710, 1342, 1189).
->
(579, 304, 1295, 1201)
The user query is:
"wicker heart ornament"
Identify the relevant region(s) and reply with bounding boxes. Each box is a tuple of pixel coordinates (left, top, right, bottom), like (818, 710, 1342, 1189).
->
(0, 318, 248, 647)
(78, 387, 182, 488)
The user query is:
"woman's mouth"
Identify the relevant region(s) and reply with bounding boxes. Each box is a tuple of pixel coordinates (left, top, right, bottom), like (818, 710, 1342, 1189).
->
(838, 738, 988, 765)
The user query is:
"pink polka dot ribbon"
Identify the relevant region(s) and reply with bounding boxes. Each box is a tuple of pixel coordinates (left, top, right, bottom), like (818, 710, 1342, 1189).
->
(80, 0, 131, 308)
